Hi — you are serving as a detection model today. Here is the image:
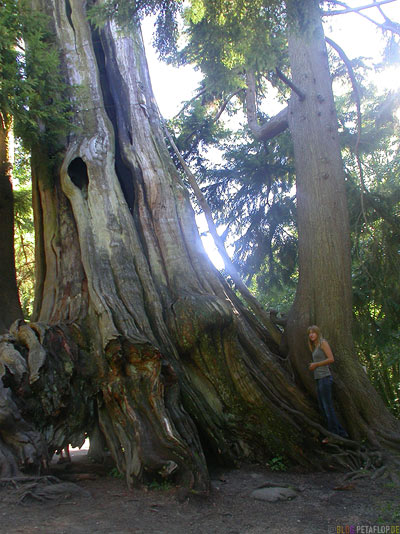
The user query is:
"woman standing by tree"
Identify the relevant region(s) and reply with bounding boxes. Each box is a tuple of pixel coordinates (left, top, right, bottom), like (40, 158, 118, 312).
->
(308, 325, 349, 443)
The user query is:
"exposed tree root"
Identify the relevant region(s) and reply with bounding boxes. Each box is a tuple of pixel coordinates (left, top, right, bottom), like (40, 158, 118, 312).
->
(0, 323, 92, 478)
(0, 475, 91, 504)
(1, 321, 399, 489)
(329, 444, 400, 485)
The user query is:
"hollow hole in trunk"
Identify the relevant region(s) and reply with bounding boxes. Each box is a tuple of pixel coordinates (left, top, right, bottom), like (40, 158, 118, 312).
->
(196, 426, 234, 470)
(68, 157, 89, 199)
(65, 0, 74, 31)
(91, 28, 135, 214)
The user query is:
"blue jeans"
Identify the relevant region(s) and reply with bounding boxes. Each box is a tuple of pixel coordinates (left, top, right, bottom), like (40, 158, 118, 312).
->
(316, 376, 348, 438)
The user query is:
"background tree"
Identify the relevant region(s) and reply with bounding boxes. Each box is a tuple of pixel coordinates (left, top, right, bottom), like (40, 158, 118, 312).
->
(13, 144, 35, 318)
(343, 87, 400, 417)
(181, 66, 400, 416)
(164, 0, 400, 437)
(0, 1, 24, 331)
(0, 0, 71, 332)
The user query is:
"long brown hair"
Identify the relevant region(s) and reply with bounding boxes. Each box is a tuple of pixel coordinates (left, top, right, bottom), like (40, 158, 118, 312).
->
(307, 325, 322, 352)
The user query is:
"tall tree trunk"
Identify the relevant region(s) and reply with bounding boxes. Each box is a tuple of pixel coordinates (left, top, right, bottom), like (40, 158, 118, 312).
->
(0, 114, 23, 333)
(285, 0, 399, 445)
(0, 115, 41, 473)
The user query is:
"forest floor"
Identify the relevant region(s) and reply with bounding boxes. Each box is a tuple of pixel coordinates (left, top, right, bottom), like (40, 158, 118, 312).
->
(0, 446, 399, 534)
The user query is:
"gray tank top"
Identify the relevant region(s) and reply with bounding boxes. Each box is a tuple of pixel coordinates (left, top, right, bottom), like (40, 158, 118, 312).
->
(312, 345, 331, 379)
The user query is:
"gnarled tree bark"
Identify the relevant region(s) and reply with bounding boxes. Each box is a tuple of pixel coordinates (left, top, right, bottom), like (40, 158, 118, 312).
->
(0, 0, 324, 489)
(0, 0, 399, 490)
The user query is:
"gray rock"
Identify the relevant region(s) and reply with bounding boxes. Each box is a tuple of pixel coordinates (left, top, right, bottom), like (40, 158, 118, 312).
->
(251, 486, 298, 502)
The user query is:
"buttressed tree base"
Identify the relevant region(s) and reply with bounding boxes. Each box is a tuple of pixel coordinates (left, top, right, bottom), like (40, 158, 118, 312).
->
(0, 0, 399, 489)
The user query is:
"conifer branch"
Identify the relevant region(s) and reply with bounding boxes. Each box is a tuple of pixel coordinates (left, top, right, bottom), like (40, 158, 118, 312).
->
(275, 68, 305, 102)
(173, 88, 207, 119)
(160, 114, 282, 346)
(182, 90, 242, 148)
(245, 71, 289, 142)
(213, 89, 242, 122)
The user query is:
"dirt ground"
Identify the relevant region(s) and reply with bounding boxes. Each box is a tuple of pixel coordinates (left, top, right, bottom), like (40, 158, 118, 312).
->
(1, 447, 399, 534)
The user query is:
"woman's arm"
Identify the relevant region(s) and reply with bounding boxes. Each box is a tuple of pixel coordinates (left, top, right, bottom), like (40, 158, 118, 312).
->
(309, 340, 334, 371)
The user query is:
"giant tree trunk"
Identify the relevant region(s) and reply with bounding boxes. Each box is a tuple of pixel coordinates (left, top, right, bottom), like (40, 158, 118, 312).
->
(0, 0, 324, 489)
(0, 114, 23, 333)
(285, 0, 400, 446)
(0, 0, 399, 487)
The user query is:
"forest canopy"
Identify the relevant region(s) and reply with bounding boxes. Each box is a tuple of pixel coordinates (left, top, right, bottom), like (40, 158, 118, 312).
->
(139, 0, 400, 415)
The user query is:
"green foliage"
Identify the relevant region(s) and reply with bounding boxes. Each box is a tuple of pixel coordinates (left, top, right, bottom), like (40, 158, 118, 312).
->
(147, 479, 173, 490)
(0, 0, 72, 151)
(379, 34, 400, 68)
(13, 142, 34, 319)
(108, 467, 124, 479)
(173, 118, 298, 313)
(337, 80, 400, 417)
(0, 0, 23, 115)
(179, 0, 287, 96)
(159, 0, 297, 314)
(267, 455, 287, 471)
(1, 0, 73, 320)
(377, 501, 400, 523)
(87, 0, 183, 60)
(166, 98, 235, 179)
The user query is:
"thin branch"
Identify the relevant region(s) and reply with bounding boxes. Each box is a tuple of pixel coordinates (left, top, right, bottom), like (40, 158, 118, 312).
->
(325, 39, 361, 148)
(373, 0, 390, 20)
(160, 116, 282, 346)
(213, 89, 243, 122)
(324, 1, 387, 25)
(15, 217, 30, 265)
(325, 36, 370, 228)
(322, 0, 396, 16)
(0, 112, 6, 130)
(325, 40, 400, 236)
(325, 39, 400, 235)
(183, 90, 243, 146)
(15, 43, 25, 53)
(275, 68, 305, 101)
(173, 87, 207, 119)
(372, 0, 400, 34)
(323, 0, 400, 35)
